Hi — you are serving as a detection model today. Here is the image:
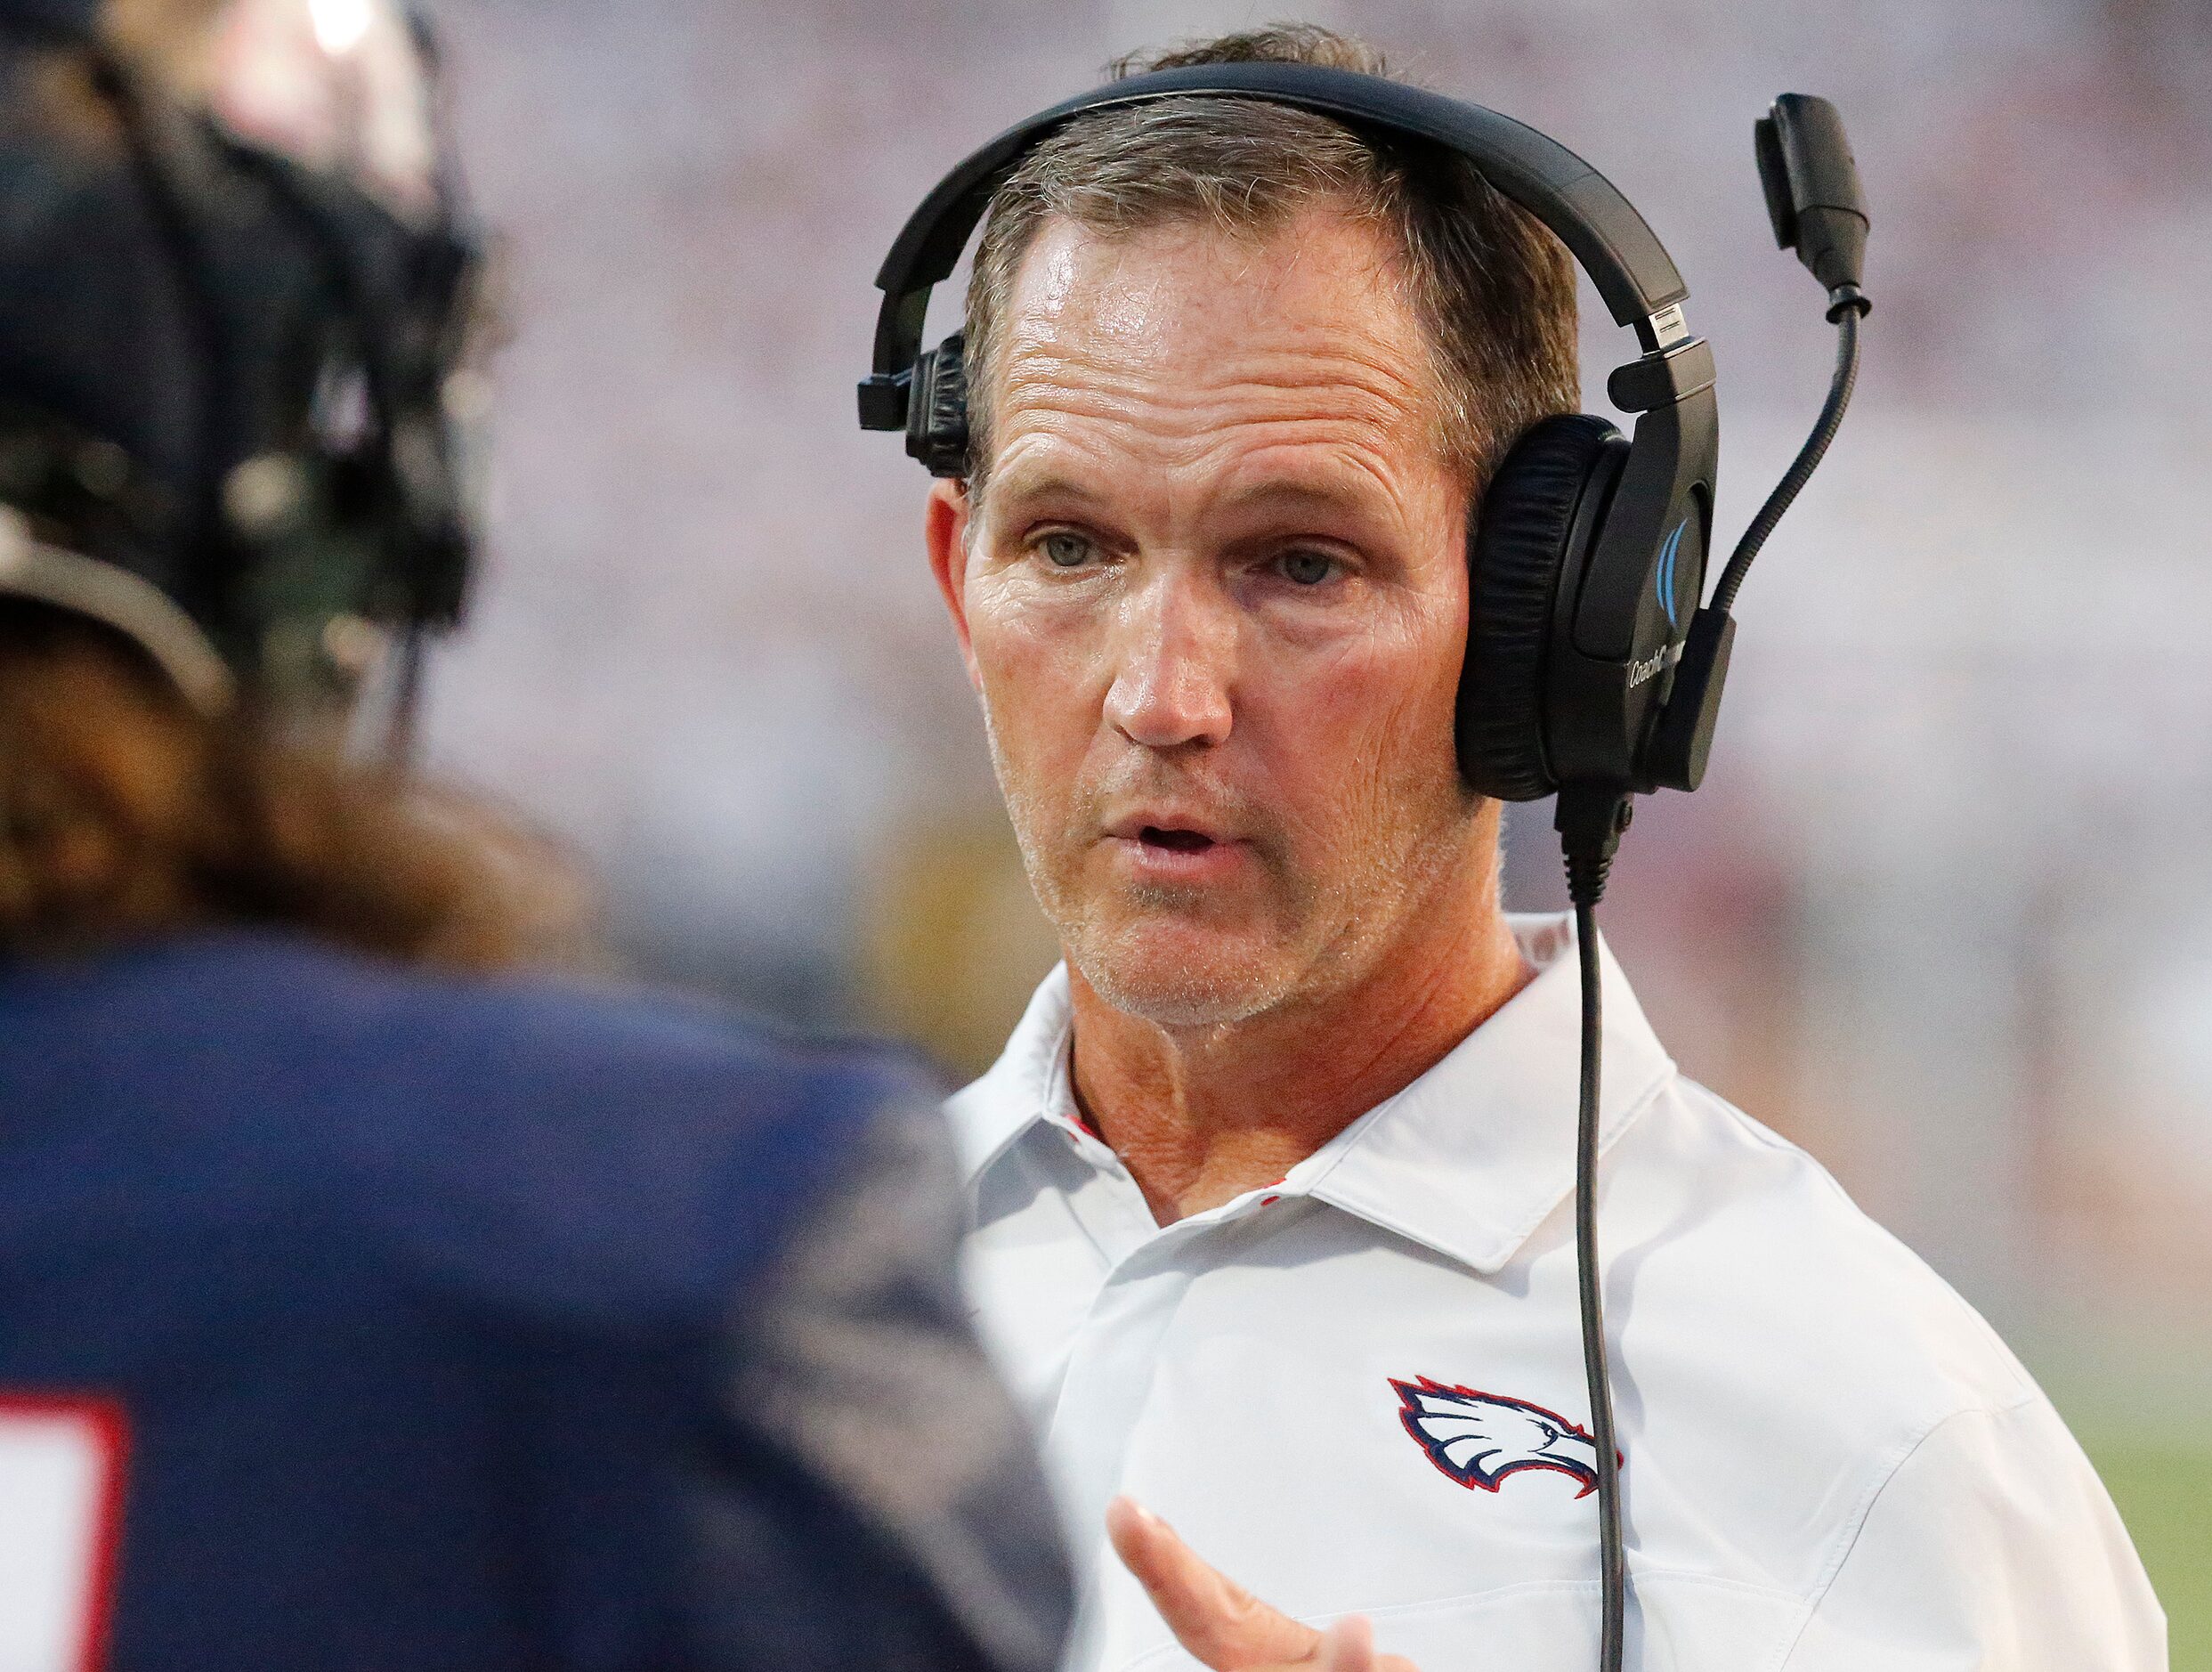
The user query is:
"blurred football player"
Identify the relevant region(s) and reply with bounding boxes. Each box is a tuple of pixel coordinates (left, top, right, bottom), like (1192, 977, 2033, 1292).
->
(0, 3, 1071, 1668)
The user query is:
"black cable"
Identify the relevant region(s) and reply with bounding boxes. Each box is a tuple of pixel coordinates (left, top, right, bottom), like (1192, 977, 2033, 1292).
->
(1707, 298, 1860, 617)
(1571, 896, 1625, 1672)
(1560, 811, 1625, 1672)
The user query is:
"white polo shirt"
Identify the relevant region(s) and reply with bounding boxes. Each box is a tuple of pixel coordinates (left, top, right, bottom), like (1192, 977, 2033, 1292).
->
(947, 914, 2164, 1672)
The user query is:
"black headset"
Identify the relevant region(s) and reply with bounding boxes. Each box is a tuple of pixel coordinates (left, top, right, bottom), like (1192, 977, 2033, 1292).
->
(862, 64, 1862, 826)
(861, 61, 1868, 1672)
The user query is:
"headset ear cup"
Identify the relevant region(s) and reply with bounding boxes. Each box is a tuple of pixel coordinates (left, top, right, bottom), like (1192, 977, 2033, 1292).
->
(906, 331, 970, 477)
(1459, 413, 1627, 799)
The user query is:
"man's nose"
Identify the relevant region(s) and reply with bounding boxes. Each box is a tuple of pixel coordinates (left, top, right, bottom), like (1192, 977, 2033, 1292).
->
(1103, 569, 1236, 751)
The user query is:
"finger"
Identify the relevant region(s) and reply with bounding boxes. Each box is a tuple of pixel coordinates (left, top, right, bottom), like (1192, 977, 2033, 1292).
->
(1106, 1497, 1324, 1669)
(1318, 1619, 1428, 1672)
(1314, 1615, 1376, 1672)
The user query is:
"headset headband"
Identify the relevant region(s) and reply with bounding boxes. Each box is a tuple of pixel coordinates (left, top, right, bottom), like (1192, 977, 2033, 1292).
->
(863, 61, 1694, 428)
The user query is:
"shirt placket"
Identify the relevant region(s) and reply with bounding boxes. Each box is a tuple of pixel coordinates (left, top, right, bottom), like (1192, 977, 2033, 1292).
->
(1030, 1043, 1323, 1562)
(1051, 1121, 1159, 1268)
(1046, 1181, 1308, 1546)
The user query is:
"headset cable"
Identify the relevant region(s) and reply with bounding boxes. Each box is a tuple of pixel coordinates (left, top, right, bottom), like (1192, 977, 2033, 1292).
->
(1556, 90, 1871, 1672)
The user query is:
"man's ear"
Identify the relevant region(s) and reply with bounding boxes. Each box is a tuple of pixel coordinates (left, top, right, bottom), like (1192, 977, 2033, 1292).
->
(925, 477, 982, 691)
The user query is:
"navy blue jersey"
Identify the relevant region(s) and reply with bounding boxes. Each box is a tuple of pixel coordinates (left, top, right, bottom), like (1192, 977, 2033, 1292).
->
(0, 930, 1070, 1672)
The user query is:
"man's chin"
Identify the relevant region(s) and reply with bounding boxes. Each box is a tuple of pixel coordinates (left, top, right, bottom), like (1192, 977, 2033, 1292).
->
(1065, 916, 1300, 1030)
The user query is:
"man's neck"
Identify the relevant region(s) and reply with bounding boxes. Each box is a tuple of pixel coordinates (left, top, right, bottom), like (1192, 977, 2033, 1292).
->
(1065, 887, 1533, 1227)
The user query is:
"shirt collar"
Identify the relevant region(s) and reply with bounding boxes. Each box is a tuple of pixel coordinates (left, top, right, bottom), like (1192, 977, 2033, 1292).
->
(943, 912, 1676, 1275)
(1298, 913, 1674, 1273)
(944, 962, 1078, 1181)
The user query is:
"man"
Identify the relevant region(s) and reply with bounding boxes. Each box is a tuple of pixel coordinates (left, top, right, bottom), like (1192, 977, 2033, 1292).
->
(0, 4, 1070, 1668)
(921, 25, 2164, 1672)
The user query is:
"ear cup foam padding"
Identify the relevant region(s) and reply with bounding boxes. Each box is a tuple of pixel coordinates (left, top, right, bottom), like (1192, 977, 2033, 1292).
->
(907, 332, 971, 477)
(1458, 413, 1627, 799)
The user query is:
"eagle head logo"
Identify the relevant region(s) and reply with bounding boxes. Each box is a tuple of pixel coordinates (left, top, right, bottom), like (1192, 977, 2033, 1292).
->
(1390, 1376, 1601, 1497)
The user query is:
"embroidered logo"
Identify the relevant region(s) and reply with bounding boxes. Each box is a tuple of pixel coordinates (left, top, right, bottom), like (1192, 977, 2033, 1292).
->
(1390, 1376, 1600, 1497)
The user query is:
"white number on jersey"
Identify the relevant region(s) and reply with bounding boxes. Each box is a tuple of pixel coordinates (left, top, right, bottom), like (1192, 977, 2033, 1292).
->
(0, 1397, 126, 1672)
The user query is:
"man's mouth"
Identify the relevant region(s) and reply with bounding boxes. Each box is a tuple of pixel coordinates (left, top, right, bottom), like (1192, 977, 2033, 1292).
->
(1100, 812, 1246, 874)
(1105, 810, 1233, 848)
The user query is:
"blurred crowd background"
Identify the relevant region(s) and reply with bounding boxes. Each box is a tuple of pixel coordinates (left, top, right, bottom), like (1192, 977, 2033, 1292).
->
(407, 0, 2210, 1652)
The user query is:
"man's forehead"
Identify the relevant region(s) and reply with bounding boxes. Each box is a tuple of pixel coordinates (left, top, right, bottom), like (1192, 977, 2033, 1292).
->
(991, 207, 1451, 473)
(995, 208, 1440, 417)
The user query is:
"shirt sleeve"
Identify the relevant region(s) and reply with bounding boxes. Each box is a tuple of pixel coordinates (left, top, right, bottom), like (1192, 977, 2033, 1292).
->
(681, 1083, 1075, 1672)
(1780, 1397, 2166, 1671)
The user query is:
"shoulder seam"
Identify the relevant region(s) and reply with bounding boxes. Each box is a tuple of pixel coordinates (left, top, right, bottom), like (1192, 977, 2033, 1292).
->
(1764, 1396, 2038, 1672)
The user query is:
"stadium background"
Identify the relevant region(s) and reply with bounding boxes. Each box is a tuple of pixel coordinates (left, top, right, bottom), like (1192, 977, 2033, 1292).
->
(410, 0, 2212, 1653)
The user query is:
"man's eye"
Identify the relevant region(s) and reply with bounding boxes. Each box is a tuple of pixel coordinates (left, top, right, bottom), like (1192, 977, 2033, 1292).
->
(1277, 550, 1338, 586)
(1039, 532, 1094, 569)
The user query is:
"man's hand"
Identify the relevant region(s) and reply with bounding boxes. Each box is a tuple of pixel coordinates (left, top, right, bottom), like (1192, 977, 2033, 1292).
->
(1106, 1497, 1421, 1672)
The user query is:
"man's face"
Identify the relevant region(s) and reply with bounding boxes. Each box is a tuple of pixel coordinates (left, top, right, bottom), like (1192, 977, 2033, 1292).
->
(928, 206, 1485, 1027)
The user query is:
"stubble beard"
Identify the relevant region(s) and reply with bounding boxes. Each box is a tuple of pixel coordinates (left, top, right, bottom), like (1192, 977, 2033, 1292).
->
(983, 709, 1470, 1032)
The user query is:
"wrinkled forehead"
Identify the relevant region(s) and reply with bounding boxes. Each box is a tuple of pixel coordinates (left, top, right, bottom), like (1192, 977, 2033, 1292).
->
(988, 207, 1453, 478)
